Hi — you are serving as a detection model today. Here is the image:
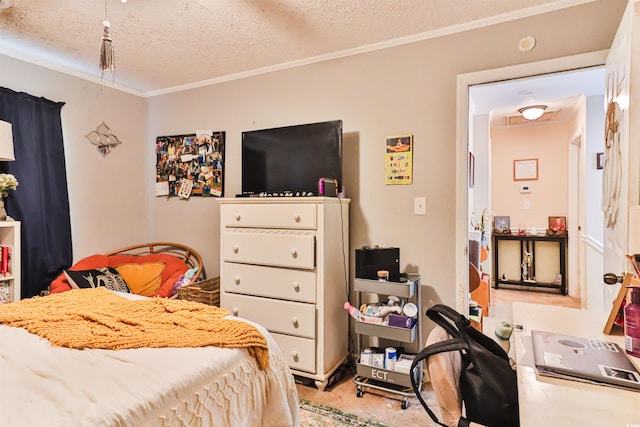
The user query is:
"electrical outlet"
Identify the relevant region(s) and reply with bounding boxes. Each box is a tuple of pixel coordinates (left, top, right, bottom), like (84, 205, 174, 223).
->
(414, 197, 426, 215)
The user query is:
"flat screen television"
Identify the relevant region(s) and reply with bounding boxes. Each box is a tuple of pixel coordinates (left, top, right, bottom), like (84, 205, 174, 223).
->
(241, 120, 342, 196)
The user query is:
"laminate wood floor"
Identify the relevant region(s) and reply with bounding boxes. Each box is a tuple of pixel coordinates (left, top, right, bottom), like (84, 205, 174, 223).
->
(295, 287, 581, 426)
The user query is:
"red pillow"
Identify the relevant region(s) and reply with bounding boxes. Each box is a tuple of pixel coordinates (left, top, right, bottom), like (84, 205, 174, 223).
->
(50, 254, 190, 297)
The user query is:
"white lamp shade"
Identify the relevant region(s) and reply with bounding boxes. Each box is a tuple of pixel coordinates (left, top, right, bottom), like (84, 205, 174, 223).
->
(0, 120, 15, 161)
(519, 105, 547, 121)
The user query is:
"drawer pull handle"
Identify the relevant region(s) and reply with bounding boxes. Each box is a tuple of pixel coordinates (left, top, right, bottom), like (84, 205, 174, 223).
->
(291, 350, 299, 361)
(292, 282, 300, 292)
(291, 317, 299, 328)
(235, 213, 241, 221)
(232, 308, 239, 316)
(234, 276, 241, 285)
(293, 214, 301, 223)
(290, 249, 298, 258)
(233, 245, 239, 254)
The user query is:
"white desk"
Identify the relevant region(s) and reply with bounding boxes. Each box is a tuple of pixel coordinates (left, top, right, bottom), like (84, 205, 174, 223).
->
(513, 302, 640, 427)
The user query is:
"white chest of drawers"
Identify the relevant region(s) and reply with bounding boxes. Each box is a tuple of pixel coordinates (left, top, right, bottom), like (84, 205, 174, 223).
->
(218, 197, 350, 390)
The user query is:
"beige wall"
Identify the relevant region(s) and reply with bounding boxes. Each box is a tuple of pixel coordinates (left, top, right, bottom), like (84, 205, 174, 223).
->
(145, 0, 625, 311)
(490, 98, 589, 289)
(0, 1, 627, 312)
(491, 120, 571, 231)
(0, 55, 148, 261)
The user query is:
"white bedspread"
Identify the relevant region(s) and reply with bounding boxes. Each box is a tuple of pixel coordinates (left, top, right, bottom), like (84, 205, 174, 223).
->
(0, 315, 299, 426)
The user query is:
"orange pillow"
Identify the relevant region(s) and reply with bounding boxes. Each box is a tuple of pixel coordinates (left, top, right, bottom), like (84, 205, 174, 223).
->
(115, 262, 166, 296)
(50, 253, 190, 297)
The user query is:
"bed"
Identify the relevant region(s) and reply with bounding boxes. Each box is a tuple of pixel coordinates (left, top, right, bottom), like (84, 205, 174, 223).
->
(0, 289, 300, 427)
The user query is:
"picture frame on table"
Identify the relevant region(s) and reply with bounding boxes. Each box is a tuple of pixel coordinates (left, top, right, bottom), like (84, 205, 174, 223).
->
(494, 216, 511, 234)
(547, 216, 567, 235)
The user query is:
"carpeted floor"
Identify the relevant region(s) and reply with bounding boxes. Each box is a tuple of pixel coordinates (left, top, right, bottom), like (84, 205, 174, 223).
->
(296, 370, 439, 426)
(299, 399, 392, 427)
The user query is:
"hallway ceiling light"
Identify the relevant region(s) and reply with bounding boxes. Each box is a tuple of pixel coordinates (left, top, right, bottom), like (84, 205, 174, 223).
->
(518, 105, 547, 120)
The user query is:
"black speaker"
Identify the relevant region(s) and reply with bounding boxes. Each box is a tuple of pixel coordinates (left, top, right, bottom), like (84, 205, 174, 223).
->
(355, 247, 400, 282)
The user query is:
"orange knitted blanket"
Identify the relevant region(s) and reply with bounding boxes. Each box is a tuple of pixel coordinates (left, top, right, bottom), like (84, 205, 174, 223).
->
(0, 288, 269, 370)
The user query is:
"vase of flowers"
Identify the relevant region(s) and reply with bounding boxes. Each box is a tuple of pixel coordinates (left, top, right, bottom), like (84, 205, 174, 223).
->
(471, 208, 493, 246)
(0, 174, 18, 221)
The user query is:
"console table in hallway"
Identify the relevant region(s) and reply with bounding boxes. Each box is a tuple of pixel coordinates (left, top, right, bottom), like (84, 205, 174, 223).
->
(492, 233, 568, 295)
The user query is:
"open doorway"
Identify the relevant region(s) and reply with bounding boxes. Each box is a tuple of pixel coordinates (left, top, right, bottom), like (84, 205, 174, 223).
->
(455, 51, 609, 322)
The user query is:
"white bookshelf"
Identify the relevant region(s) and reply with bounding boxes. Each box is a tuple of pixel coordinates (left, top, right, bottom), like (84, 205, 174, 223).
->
(0, 221, 20, 304)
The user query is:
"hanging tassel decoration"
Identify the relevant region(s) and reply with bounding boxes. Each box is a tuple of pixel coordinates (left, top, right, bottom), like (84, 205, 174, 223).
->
(99, 0, 115, 84)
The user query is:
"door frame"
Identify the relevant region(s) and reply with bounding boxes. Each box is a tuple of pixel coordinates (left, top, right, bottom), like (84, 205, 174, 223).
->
(568, 127, 586, 304)
(455, 50, 609, 313)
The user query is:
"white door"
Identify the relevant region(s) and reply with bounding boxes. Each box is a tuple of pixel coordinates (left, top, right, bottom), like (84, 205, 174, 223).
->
(602, 0, 640, 305)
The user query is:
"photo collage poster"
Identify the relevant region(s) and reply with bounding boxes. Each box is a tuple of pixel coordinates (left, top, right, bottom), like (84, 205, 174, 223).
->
(385, 134, 413, 185)
(155, 130, 225, 198)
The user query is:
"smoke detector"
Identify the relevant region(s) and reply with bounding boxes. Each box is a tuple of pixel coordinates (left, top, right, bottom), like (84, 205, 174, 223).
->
(518, 35, 536, 52)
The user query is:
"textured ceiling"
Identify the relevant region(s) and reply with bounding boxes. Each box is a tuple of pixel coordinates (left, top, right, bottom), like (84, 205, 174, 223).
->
(0, 0, 588, 95)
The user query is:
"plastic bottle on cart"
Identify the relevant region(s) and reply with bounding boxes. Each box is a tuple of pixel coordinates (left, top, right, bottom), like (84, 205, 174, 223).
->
(624, 287, 640, 357)
(344, 301, 362, 320)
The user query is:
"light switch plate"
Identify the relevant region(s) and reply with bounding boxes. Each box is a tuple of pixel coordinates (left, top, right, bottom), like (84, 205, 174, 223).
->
(414, 197, 426, 215)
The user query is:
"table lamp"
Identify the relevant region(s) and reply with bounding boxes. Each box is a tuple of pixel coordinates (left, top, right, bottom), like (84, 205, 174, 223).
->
(0, 120, 15, 221)
(0, 120, 15, 161)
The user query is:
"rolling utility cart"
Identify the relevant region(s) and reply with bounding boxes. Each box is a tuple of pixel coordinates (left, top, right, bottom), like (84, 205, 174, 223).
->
(352, 274, 422, 409)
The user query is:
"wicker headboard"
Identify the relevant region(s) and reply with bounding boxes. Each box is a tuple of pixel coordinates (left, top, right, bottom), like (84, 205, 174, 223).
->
(105, 242, 205, 282)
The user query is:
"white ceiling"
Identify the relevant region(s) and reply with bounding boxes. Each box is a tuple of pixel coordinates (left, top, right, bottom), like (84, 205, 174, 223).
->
(470, 66, 605, 127)
(0, 0, 592, 97)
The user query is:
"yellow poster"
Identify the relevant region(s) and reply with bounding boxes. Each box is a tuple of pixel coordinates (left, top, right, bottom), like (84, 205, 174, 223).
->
(385, 134, 413, 185)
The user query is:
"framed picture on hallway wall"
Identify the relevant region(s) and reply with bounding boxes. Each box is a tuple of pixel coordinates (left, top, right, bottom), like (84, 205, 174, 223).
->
(513, 158, 538, 181)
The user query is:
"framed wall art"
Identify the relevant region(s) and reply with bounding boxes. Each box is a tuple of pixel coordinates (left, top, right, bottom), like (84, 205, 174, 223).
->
(513, 158, 538, 181)
(385, 134, 413, 185)
(155, 130, 225, 198)
(597, 152, 605, 170)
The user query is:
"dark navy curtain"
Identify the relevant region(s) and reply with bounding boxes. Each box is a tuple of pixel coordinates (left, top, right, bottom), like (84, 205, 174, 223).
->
(0, 87, 72, 298)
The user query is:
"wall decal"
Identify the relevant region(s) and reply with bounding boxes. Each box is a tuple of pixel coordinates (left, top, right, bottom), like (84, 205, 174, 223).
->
(85, 122, 122, 157)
